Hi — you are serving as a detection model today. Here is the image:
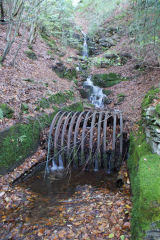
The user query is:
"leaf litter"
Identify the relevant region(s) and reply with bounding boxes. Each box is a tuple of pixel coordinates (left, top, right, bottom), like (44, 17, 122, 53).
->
(0, 147, 131, 239)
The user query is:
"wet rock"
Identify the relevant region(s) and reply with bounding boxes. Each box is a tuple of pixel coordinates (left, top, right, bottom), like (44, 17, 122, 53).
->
(106, 27, 118, 34)
(103, 98, 112, 105)
(146, 106, 156, 117)
(105, 53, 117, 59)
(119, 52, 132, 59)
(92, 73, 126, 88)
(99, 38, 116, 48)
(145, 230, 160, 240)
(145, 105, 160, 155)
(78, 88, 90, 99)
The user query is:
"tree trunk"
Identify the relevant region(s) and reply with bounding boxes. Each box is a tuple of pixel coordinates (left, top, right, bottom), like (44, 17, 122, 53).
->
(0, 0, 4, 22)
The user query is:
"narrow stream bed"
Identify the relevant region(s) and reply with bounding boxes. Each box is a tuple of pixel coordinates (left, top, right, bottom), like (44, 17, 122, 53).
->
(0, 32, 131, 240)
(0, 168, 131, 239)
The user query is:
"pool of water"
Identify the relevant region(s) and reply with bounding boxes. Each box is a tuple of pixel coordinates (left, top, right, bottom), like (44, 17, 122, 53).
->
(19, 170, 118, 222)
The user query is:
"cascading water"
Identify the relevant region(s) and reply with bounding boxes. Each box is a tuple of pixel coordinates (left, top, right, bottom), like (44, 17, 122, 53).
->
(82, 31, 88, 58)
(82, 32, 107, 108)
(45, 33, 123, 176)
(83, 76, 107, 108)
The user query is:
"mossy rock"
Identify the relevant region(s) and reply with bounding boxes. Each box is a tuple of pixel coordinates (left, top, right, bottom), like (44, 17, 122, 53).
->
(48, 91, 74, 104)
(92, 73, 126, 88)
(25, 50, 37, 60)
(103, 89, 112, 96)
(62, 102, 84, 112)
(141, 88, 160, 117)
(0, 112, 57, 173)
(52, 62, 77, 80)
(78, 88, 90, 99)
(36, 91, 74, 110)
(0, 101, 84, 173)
(155, 103, 160, 115)
(64, 68, 77, 80)
(0, 104, 14, 119)
(128, 131, 160, 240)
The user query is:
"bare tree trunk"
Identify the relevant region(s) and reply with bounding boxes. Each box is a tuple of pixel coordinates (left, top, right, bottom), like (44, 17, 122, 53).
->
(11, 27, 26, 65)
(0, 0, 4, 22)
(1, 3, 24, 63)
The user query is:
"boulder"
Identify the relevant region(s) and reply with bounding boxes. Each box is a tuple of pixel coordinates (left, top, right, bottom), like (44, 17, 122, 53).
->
(52, 62, 77, 80)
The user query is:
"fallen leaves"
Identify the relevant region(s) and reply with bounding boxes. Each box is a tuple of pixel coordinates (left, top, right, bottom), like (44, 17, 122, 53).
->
(0, 149, 131, 240)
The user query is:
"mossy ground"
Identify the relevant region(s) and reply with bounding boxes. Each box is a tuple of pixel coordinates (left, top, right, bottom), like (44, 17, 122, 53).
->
(92, 73, 127, 88)
(141, 88, 160, 117)
(54, 67, 77, 80)
(128, 130, 160, 240)
(0, 112, 55, 172)
(25, 50, 37, 60)
(0, 103, 14, 119)
(0, 99, 84, 173)
(36, 90, 74, 110)
(102, 89, 112, 96)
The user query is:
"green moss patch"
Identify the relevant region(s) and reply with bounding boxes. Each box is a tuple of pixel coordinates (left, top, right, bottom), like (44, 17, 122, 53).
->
(21, 103, 29, 113)
(128, 131, 160, 240)
(62, 102, 84, 112)
(25, 50, 37, 60)
(102, 89, 112, 96)
(0, 112, 57, 173)
(155, 103, 160, 115)
(141, 88, 160, 116)
(36, 91, 74, 110)
(117, 93, 126, 104)
(0, 104, 14, 119)
(53, 66, 77, 80)
(92, 73, 127, 88)
(0, 99, 84, 173)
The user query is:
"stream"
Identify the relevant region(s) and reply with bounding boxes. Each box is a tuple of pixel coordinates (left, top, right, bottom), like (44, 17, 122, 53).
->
(0, 32, 131, 240)
(82, 32, 107, 108)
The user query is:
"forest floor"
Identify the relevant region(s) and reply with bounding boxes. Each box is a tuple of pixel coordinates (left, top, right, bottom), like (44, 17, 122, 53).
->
(0, 3, 160, 240)
(0, 24, 79, 130)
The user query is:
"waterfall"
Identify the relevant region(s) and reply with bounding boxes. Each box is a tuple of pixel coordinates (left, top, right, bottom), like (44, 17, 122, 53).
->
(82, 32, 88, 58)
(82, 32, 107, 108)
(83, 76, 107, 108)
(58, 154, 64, 170)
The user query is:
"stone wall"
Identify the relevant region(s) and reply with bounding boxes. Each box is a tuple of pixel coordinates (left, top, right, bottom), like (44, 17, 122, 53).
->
(145, 105, 160, 155)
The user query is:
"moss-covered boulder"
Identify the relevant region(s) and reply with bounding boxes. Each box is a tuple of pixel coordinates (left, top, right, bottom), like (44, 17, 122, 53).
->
(102, 89, 112, 96)
(36, 91, 74, 110)
(141, 88, 160, 118)
(0, 112, 56, 173)
(128, 132, 160, 240)
(92, 73, 126, 88)
(25, 50, 37, 60)
(62, 102, 84, 112)
(0, 103, 14, 119)
(52, 62, 77, 80)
